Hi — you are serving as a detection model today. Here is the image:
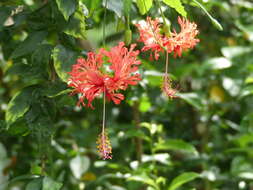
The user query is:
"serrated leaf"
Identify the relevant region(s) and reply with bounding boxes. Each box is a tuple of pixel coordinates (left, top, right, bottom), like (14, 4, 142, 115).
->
(11, 31, 48, 59)
(163, 0, 187, 17)
(70, 155, 90, 179)
(64, 8, 86, 39)
(168, 172, 200, 190)
(192, 0, 223, 31)
(154, 139, 198, 156)
(136, 0, 153, 15)
(55, 0, 76, 20)
(5, 86, 36, 125)
(52, 45, 78, 82)
(42, 177, 62, 190)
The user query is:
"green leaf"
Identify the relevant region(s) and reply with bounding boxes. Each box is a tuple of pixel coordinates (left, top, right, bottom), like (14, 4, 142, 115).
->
(163, 0, 187, 17)
(240, 112, 253, 129)
(42, 177, 62, 190)
(105, 0, 124, 18)
(0, 120, 7, 132)
(128, 174, 159, 190)
(177, 93, 204, 110)
(168, 172, 200, 190)
(11, 31, 48, 59)
(70, 155, 90, 179)
(26, 178, 42, 190)
(154, 139, 198, 156)
(239, 85, 253, 99)
(192, 0, 223, 31)
(221, 46, 252, 58)
(52, 45, 78, 82)
(83, 0, 102, 15)
(55, 0, 76, 20)
(64, 8, 86, 39)
(136, 0, 153, 15)
(5, 86, 36, 125)
(124, 0, 132, 16)
(139, 95, 151, 113)
(42, 82, 70, 98)
(0, 6, 12, 31)
(204, 57, 232, 70)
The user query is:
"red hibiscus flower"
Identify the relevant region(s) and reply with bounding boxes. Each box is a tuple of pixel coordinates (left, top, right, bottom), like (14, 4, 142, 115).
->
(68, 42, 141, 109)
(136, 16, 199, 58)
(135, 17, 164, 60)
(164, 17, 200, 57)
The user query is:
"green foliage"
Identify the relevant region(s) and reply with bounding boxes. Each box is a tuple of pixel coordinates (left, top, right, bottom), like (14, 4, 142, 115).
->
(136, 0, 153, 15)
(163, 0, 187, 17)
(55, 0, 77, 21)
(1, 0, 253, 189)
(52, 45, 78, 82)
(168, 172, 200, 190)
(191, 0, 223, 31)
(5, 87, 35, 125)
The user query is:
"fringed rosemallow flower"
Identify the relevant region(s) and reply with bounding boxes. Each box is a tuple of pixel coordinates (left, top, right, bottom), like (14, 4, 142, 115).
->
(96, 130, 112, 160)
(68, 42, 141, 159)
(136, 16, 199, 58)
(135, 17, 164, 60)
(136, 16, 199, 98)
(68, 42, 141, 109)
(163, 17, 200, 57)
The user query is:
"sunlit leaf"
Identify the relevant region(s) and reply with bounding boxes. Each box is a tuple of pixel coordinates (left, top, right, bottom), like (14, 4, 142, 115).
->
(192, 0, 223, 31)
(0, 6, 12, 31)
(70, 155, 90, 179)
(52, 45, 78, 82)
(204, 57, 232, 70)
(221, 46, 252, 58)
(154, 139, 198, 156)
(163, 0, 187, 17)
(64, 8, 86, 39)
(168, 172, 200, 190)
(42, 177, 62, 190)
(178, 93, 204, 110)
(5, 86, 36, 125)
(128, 174, 159, 190)
(136, 0, 153, 15)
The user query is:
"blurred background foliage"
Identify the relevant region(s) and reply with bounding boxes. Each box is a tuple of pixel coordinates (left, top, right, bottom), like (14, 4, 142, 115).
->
(0, 0, 253, 189)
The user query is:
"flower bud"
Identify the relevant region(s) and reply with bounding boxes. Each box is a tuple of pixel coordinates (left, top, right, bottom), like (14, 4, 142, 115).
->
(124, 29, 132, 46)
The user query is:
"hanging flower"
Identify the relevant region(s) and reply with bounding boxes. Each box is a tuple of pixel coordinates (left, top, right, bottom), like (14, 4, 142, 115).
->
(135, 17, 164, 60)
(136, 16, 199, 58)
(68, 42, 141, 109)
(164, 17, 200, 57)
